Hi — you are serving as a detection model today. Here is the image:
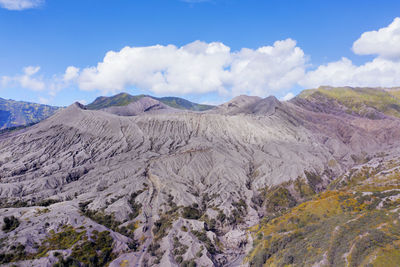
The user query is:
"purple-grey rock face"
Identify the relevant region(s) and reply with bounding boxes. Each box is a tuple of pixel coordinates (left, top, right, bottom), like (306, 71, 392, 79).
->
(1, 89, 400, 266)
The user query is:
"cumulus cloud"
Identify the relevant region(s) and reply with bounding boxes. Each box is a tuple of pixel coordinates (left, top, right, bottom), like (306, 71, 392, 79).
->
(0, 0, 43, 10)
(353, 17, 400, 60)
(70, 39, 306, 97)
(300, 57, 400, 88)
(63, 66, 80, 82)
(1, 66, 45, 91)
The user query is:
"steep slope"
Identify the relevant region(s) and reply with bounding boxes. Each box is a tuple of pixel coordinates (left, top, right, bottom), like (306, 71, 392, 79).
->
(0, 88, 400, 266)
(0, 98, 59, 129)
(86, 92, 214, 112)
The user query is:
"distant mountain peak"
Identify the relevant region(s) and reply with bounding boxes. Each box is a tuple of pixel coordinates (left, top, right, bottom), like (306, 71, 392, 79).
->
(0, 97, 59, 129)
(85, 92, 214, 112)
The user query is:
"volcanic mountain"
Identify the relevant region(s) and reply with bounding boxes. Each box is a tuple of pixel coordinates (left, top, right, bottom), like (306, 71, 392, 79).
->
(1, 87, 400, 267)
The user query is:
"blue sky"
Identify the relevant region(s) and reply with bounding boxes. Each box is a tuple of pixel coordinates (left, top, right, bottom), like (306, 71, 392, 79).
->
(1, 0, 400, 106)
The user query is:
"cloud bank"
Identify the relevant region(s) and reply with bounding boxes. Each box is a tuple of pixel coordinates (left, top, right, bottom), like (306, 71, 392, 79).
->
(70, 39, 306, 97)
(0, 0, 43, 10)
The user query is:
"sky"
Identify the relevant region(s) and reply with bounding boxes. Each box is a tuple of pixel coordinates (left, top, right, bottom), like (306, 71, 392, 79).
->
(1, 0, 400, 106)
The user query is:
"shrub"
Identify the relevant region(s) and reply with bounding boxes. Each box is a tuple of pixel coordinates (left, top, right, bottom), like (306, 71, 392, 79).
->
(182, 205, 202, 220)
(0, 243, 28, 264)
(216, 210, 226, 223)
(128, 190, 143, 219)
(191, 230, 218, 254)
(69, 230, 115, 266)
(265, 187, 296, 213)
(153, 216, 172, 240)
(36, 225, 86, 257)
(182, 259, 197, 267)
(2, 216, 20, 233)
(36, 199, 60, 207)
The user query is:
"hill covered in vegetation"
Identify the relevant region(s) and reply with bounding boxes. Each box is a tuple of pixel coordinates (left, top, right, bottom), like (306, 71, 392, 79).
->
(86, 92, 214, 111)
(0, 98, 59, 129)
(248, 151, 400, 267)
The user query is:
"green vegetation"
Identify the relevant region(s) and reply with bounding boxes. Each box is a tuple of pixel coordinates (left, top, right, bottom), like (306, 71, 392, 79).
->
(2, 216, 20, 233)
(36, 199, 61, 207)
(148, 242, 163, 264)
(86, 93, 145, 109)
(0, 243, 29, 264)
(128, 190, 143, 219)
(298, 86, 400, 118)
(69, 230, 115, 266)
(172, 235, 189, 265)
(191, 230, 218, 255)
(264, 187, 296, 213)
(0, 198, 60, 209)
(0, 225, 115, 266)
(182, 204, 202, 220)
(247, 160, 400, 267)
(228, 199, 248, 225)
(153, 215, 174, 241)
(85, 92, 214, 111)
(79, 201, 140, 241)
(0, 97, 59, 129)
(49, 229, 115, 267)
(156, 96, 213, 111)
(36, 225, 87, 257)
(181, 259, 197, 267)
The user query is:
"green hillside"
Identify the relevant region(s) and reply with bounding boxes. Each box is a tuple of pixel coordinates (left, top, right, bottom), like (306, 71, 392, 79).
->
(85, 93, 214, 111)
(85, 93, 146, 110)
(247, 159, 400, 267)
(297, 86, 400, 118)
(0, 98, 59, 130)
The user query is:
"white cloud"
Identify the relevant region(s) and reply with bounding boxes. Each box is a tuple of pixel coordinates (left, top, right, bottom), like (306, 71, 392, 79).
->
(281, 92, 295, 101)
(24, 66, 40, 76)
(71, 39, 306, 97)
(63, 66, 80, 82)
(0, 0, 43, 10)
(301, 56, 400, 89)
(1, 66, 45, 91)
(353, 17, 400, 60)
